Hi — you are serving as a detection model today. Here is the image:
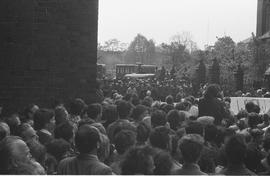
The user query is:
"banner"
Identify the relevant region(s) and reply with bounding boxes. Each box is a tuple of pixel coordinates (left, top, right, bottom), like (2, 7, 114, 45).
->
(230, 97, 270, 114)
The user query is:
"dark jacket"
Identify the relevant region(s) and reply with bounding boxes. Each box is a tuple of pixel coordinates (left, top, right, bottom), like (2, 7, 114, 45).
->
(198, 97, 227, 125)
(57, 154, 113, 175)
(172, 163, 207, 175)
(37, 130, 53, 146)
(218, 164, 255, 175)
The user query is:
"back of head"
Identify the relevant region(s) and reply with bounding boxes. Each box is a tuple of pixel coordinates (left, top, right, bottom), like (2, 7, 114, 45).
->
(161, 104, 174, 114)
(149, 126, 170, 150)
(204, 84, 221, 99)
(165, 95, 174, 105)
(131, 105, 148, 122)
(136, 122, 151, 144)
(151, 110, 167, 128)
(69, 98, 86, 116)
(26, 139, 46, 166)
(84, 103, 102, 120)
(114, 130, 136, 155)
(117, 100, 131, 119)
(248, 112, 260, 128)
(101, 105, 118, 123)
(153, 150, 173, 175)
(33, 109, 54, 130)
(175, 101, 191, 111)
(185, 121, 204, 136)
(245, 101, 257, 113)
(121, 145, 154, 175)
(225, 134, 247, 165)
(75, 124, 100, 154)
(46, 138, 71, 162)
(166, 110, 182, 131)
(179, 134, 204, 163)
(54, 121, 74, 143)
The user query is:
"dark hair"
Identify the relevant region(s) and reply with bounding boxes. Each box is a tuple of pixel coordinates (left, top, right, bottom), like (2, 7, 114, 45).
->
(204, 124, 218, 142)
(225, 134, 247, 165)
(141, 98, 152, 107)
(131, 105, 148, 121)
(33, 109, 54, 130)
(175, 93, 182, 103)
(117, 100, 131, 119)
(153, 150, 173, 175)
(245, 101, 257, 113)
(69, 98, 86, 116)
(149, 126, 170, 150)
(54, 121, 74, 142)
(121, 145, 155, 175)
(166, 110, 183, 131)
(55, 106, 68, 126)
(46, 138, 71, 162)
(175, 101, 191, 111)
(84, 103, 102, 120)
(248, 112, 260, 129)
(236, 110, 248, 120)
(75, 125, 100, 154)
(224, 97, 231, 103)
(204, 84, 221, 99)
(165, 95, 174, 105)
(151, 110, 167, 128)
(136, 122, 151, 145)
(179, 134, 204, 163)
(161, 104, 174, 114)
(5, 114, 20, 136)
(185, 121, 204, 136)
(131, 94, 140, 106)
(114, 130, 136, 155)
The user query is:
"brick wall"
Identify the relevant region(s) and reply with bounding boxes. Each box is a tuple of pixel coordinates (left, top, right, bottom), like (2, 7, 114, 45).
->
(0, 0, 99, 113)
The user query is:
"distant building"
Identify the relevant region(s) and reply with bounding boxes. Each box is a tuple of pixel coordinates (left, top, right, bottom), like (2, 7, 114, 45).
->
(257, 0, 270, 37)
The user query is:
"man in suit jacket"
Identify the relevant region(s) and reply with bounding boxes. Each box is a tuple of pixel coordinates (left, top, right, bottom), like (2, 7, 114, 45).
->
(58, 124, 113, 175)
(172, 134, 207, 175)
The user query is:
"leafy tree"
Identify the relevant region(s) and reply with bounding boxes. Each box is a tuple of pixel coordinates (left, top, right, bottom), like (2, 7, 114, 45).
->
(124, 34, 156, 64)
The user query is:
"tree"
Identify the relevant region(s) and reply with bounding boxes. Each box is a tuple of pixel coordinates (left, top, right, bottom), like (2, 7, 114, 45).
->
(100, 39, 128, 52)
(124, 34, 156, 64)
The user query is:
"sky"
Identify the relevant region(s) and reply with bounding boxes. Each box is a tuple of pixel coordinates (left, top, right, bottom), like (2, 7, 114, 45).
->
(98, 0, 257, 49)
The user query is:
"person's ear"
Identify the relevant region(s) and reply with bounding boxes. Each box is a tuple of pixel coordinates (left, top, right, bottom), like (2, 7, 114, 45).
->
(97, 141, 101, 150)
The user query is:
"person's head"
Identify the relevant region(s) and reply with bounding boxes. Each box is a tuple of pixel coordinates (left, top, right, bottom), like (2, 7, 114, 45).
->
(46, 138, 71, 162)
(75, 124, 100, 154)
(204, 124, 218, 142)
(179, 134, 204, 164)
(224, 97, 231, 109)
(185, 121, 204, 136)
(165, 95, 174, 105)
(225, 134, 247, 165)
(83, 103, 102, 121)
(22, 104, 39, 122)
(131, 105, 149, 122)
(54, 106, 68, 126)
(250, 128, 264, 145)
(166, 110, 184, 131)
(161, 104, 174, 114)
(142, 97, 152, 107)
(121, 145, 155, 175)
(150, 126, 171, 151)
(136, 121, 151, 145)
(114, 130, 136, 155)
(54, 121, 74, 144)
(175, 101, 191, 111)
(5, 114, 21, 136)
(69, 98, 86, 116)
(0, 122, 10, 141)
(248, 112, 260, 129)
(0, 136, 31, 173)
(101, 105, 118, 124)
(26, 139, 46, 167)
(33, 109, 55, 132)
(18, 123, 38, 142)
(175, 92, 182, 103)
(153, 150, 173, 175)
(151, 110, 167, 128)
(131, 94, 140, 106)
(204, 84, 221, 99)
(245, 101, 257, 113)
(117, 100, 132, 119)
(263, 113, 270, 123)
(236, 110, 248, 120)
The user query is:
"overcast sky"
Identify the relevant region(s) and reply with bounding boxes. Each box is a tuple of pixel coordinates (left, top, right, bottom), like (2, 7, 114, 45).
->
(98, 0, 257, 49)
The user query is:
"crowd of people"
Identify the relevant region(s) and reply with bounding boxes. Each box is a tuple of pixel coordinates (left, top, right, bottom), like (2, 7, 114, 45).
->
(1, 83, 270, 175)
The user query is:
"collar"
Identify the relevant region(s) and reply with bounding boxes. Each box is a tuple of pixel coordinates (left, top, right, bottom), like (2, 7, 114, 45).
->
(77, 154, 99, 160)
(40, 129, 52, 136)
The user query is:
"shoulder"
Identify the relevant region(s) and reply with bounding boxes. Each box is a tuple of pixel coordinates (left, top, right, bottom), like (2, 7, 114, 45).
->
(92, 161, 113, 175)
(58, 156, 76, 166)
